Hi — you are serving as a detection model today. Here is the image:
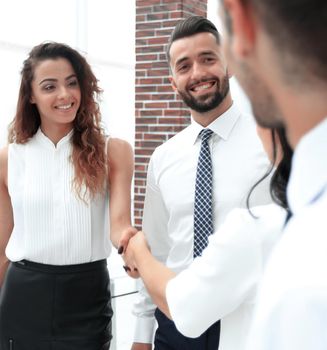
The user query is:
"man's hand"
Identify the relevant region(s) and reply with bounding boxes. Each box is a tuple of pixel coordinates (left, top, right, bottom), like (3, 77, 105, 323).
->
(122, 231, 150, 278)
(117, 226, 138, 254)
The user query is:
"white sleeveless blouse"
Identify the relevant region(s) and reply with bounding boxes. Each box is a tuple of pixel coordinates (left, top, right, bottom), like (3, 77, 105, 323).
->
(6, 129, 111, 265)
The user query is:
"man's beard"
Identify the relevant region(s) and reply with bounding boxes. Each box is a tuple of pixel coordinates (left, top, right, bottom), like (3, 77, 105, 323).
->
(178, 75, 230, 113)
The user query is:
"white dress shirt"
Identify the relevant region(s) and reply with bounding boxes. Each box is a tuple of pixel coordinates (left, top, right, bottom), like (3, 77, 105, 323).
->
(133, 104, 272, 343)
(166, 204, 285, 350)
(247, 117, 327, 350)
(6, 129, 111, 265)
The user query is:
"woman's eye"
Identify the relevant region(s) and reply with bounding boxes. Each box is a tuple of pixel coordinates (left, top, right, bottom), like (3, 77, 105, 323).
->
(43, 85, 55, 91)
(68, 80, 79, 87)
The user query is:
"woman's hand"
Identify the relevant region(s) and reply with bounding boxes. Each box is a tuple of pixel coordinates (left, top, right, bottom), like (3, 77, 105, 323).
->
(122, 231, 150, 278)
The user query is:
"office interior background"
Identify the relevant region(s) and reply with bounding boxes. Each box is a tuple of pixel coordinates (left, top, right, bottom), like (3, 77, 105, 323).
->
(0, 1, 251, 348)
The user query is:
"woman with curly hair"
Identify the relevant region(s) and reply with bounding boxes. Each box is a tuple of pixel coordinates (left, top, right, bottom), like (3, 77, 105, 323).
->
(0, 42, 136, 349)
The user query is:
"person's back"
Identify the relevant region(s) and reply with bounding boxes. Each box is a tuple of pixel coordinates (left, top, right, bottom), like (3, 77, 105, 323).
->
(218, 0, 327, 348)
(248, 120, 327, 349)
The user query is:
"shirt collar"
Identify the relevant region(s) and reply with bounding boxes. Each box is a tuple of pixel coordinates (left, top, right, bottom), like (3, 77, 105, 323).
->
(189, 102, 241, 145)
(35, 127, 73, 149)
(287, 117, 327, 213)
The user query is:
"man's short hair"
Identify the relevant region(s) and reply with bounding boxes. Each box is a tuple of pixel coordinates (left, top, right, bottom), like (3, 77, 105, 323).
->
(166, 16, 221, 64)
(224, 0, 327, 81)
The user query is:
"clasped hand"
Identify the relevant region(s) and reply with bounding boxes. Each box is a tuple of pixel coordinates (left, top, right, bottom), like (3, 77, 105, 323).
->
(118, 229, 150, 279)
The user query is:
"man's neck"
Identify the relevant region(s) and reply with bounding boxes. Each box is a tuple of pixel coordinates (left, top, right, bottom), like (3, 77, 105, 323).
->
(278, 88, 327, 149)
(191, 95, 233, 127)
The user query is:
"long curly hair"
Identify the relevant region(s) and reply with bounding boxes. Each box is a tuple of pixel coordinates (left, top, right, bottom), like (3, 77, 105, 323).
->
(8, 42, 107, 199)
(247, 127, 293, 212)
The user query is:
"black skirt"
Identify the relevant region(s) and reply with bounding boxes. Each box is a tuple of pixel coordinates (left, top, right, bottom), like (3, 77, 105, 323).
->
(0, 259, 113, 350)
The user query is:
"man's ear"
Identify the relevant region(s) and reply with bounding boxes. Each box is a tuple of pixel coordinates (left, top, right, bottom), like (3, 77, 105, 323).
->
(226, 66, 233, 79)
(223, 0, 256, 59)
(169, 76, 178, 92)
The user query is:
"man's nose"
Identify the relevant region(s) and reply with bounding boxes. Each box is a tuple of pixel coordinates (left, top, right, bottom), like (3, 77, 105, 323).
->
(191, 62, 206, 80)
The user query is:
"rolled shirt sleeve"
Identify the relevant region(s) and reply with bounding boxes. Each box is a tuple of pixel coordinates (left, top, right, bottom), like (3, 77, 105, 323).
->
(166, 205, 285, 338)
(133, 154, 171, 343)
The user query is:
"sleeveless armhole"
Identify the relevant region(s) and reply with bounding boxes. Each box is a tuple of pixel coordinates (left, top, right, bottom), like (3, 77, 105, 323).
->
(105, 135, 110, 157)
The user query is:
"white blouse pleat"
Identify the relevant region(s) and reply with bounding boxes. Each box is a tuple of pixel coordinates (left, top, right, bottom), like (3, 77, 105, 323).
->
(7, 129, 110, 265)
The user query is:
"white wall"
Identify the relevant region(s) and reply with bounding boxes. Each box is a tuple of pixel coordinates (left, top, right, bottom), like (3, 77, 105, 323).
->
(0, 0, 135, 147)
(0, 3, 136, 348)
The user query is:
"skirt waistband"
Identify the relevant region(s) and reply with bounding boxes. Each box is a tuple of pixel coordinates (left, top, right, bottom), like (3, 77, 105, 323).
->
(13, 259, 107, 274)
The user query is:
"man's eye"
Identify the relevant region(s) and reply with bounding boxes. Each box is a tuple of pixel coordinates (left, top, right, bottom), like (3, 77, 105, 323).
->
(179, 65, 188, 72)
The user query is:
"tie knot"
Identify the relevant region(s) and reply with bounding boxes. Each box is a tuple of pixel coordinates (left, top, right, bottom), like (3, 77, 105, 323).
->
(199, 129, 214, 142)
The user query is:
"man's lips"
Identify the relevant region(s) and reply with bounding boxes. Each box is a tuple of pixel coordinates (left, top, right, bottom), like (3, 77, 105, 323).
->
(189, 80, 217, 93)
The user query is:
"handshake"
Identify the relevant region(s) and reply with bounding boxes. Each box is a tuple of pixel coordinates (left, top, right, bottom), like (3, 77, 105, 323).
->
(117, 227, 150, 279)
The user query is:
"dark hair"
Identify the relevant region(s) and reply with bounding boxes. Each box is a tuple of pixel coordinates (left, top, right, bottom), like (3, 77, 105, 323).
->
(8, 42, 107, 199)
(247, 127, 293, 211)
(166, 16, 221, 63)
(223, 0, 327, 82)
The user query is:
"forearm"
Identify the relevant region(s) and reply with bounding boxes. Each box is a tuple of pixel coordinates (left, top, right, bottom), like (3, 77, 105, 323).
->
(111, 223, 136, 249)
(134, 246, 176, 318)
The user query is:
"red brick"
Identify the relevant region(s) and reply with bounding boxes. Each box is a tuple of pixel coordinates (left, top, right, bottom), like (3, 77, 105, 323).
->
(135, 0, 207, 226)
(136, 0, 160, 6)
(147, 37, 170, 45)
(163, 20, 180, 28)
(135, 148, 155, 156)
(137, 78, 163, 85)
(136, 140, 163, 149)
(147, 68, 170, 76)
(136, 21, 163, 30)
(136, 54, 158, 61)
(136, 6, 152, 15)
(170, 11, 183, 19)
(144, 102, 168, 108)
(149, 125, 176, 133)
(136, 45, 164, 54)
(135, 102, 144, 109)
(136, 30, 156, 38)
(158, 117, 190, 124)
(135, 93, 153, 101)
(136, 39, 147, 46)
(135, 179, 147, 187)
(169, 101, 186, 108)
(163, 109, 190, 116)
(135, 171, 147, 179)
(144, 133, 167, 141)
(157, 85, 174, 92)
(140, 109, 163, 117)
(136, 85, 157, 93)
(136, 125, 149, 132)
(153, 4, 182, 12)
(156, 29, 174, 36)
(147, 12, 170, 21)
(136, 71, 146, 77)
(135, 156, 151, 164)
(136, 116, 158, 124)
(155, 93, 176, 100)
(136, 15, 146, 22)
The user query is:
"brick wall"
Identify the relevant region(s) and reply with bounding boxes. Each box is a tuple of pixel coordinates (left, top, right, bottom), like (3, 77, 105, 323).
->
(134, 0, 208, 228)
